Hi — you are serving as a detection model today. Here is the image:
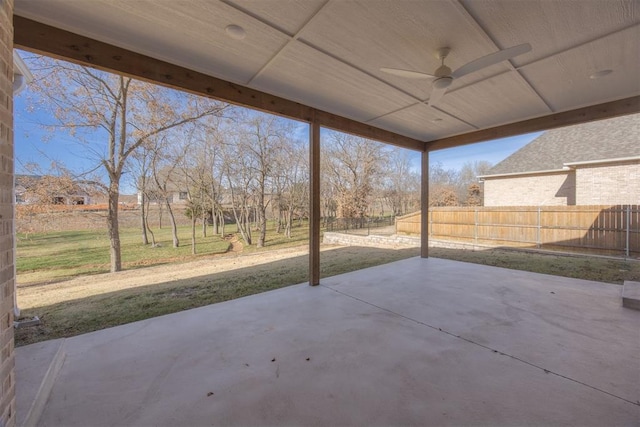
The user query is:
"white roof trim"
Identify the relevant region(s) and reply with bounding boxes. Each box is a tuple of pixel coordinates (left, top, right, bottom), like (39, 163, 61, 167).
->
(13, 50, 34, 95)
(480, 155, 640, 179)
(478, 167, 570, 180)
(564, 156, 640, 167)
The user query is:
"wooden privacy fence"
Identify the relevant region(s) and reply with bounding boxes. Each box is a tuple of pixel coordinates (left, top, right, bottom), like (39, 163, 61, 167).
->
(396, 205, 640, 257)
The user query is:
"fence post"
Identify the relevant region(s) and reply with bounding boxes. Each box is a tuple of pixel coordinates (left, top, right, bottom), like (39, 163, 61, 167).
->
(474, 208, 478, 246)
(537, 206, 541, 248)
(626, 205, 630, 259)
(429, 210, 433, 238)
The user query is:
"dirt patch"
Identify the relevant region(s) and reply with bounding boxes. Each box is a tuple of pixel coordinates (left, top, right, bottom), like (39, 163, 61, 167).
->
(17, 244, 312, 310)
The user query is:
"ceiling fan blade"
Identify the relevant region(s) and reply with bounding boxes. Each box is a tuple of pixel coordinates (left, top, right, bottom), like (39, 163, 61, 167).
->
(451, 43, 532, 79)
(380, 67, 435, 79)
(427, 85, 447, 106)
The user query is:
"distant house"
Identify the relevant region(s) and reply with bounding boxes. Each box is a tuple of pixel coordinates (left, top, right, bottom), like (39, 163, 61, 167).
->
(15, 174, 94, 205)
(137, 167, 192, 206)
(479, 114, 640, 206)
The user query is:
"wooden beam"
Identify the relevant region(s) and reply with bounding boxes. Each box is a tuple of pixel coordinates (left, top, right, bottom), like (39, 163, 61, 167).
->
(309, 119, 321, 286)
(420, 151, 429, 258)
(427, 96, 640, 151)
(13, 16, 425, 152)
(313, 110, 423, 151)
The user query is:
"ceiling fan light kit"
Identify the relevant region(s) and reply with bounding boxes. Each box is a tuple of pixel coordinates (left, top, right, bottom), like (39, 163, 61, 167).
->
(433, 77, 453, 90)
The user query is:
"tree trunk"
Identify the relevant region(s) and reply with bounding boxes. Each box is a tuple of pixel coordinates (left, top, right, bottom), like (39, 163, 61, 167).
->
(213, 210, 219, 235)
(219, 209, 225, 236)
(107, 184, 122, 272)
(245, 208, 252, 243)
(257, 209, 266, 248)
(285, 208, 293, 238)
(200, 188, 207, 238)
(231, 205, 251, 245)
(257, 188, 266, 247)
(140, 191, 149, 245)
(275, 210, 282, 234)
(144, 197, 157, 247)
(191, 215, 197, 255)
(165, 198, 179, 247)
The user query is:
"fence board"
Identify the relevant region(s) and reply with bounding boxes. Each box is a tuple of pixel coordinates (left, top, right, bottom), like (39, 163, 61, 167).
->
(395, 205, 640, 257)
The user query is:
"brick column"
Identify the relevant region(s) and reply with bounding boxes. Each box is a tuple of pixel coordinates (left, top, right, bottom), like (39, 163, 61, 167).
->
(0, 0, 16, 425)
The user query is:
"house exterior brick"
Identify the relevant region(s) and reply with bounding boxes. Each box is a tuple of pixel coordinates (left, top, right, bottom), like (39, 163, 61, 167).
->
(575, 160, 640, 205)
(483, 171, 575, 207)
(480, 114, 639, 207)
(0, 0, 15, 425)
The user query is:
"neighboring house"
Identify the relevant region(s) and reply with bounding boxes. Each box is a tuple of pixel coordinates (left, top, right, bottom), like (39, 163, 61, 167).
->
(15, 174, 94, 205)
(138, 167, 192, 206)
(479, 114, 640, 206)
(138, 187, 190, 206)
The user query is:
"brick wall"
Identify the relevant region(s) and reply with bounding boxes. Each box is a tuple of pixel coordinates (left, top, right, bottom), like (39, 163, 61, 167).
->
(0, 0, 16, 425)
(575, 161, 640, 205)
(483, 171, 575, 206)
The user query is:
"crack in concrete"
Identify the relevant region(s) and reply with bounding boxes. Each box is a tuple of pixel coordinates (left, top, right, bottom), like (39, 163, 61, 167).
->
(321, 283, 640, 408)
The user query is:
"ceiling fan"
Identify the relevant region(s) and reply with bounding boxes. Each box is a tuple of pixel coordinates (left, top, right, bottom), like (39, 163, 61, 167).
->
(380, 43, 532, 106)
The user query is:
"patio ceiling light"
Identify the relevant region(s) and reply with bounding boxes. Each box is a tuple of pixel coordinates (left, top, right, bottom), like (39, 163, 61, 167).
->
(225, 24, 246, 40)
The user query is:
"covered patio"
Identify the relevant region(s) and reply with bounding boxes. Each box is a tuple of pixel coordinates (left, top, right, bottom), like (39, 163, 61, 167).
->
(3, 1, 640, 426)
(17, 257, 639, 426)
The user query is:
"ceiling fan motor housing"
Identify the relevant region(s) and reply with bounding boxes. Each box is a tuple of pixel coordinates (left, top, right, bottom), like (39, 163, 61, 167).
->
(434, 64, 452, 77)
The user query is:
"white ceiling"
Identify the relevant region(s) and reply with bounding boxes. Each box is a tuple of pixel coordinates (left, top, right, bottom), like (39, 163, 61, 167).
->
(14, 0, 640, 143)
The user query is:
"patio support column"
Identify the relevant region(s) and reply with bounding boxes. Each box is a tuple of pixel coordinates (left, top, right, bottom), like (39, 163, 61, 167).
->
(0, 0, 17, 425)
(421, 150, 429, 258)
(309, 118, 321, 286)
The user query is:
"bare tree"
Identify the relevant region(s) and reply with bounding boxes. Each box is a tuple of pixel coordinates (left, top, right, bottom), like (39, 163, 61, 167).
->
(176, 126, 224, 254)
(429, 162, 460, 207)
(130, 141, 155, 245)
(235, 114, 294, 247)
(149, 135, 190, 248)
(382, 149, 420, 216)
(323, 132, 388, 219)
(27, 55, 227, 271)
(274, 138, 308, 238)
(221, 136, 254, 245)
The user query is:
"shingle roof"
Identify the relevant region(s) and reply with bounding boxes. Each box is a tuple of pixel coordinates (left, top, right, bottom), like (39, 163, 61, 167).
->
(486, 113, 640, 175)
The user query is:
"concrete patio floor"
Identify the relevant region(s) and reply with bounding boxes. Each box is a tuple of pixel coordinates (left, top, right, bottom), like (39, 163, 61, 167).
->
(17, 257, 640, 426)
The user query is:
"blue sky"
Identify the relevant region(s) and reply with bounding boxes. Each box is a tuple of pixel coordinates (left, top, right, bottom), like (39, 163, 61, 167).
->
(428, 131, 542, 171)
(13, 87, 542, 191)
(13, 93, 98, 174)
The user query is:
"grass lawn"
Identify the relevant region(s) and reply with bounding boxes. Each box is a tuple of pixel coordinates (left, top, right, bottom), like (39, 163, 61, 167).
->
(15, 245, 420, 346)
(17, 226, 232, 284)
(14, 221, 640, 347)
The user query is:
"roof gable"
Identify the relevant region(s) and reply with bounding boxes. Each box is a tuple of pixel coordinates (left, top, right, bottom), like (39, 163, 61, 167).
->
(487, 113, 640, 175)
